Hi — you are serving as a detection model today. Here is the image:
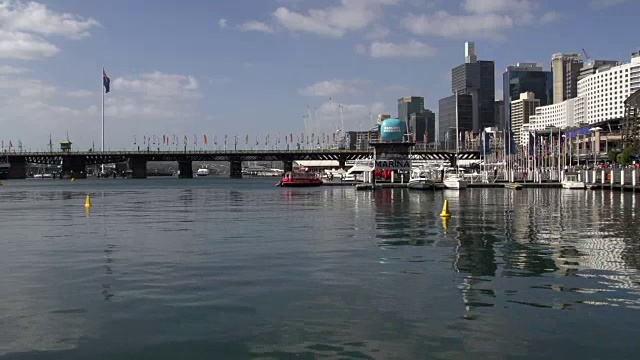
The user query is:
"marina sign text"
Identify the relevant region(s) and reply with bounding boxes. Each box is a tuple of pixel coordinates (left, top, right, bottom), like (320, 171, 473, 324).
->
(375, 159, 411, 171)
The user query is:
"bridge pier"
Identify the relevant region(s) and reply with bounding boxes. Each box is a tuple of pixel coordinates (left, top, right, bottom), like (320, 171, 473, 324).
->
(7, 157, 26, 179)
(283, 160, 293, 173)
(230, 160, 242, 179)
(61, 156, 87, 179)
(338, 158, 346, 169)
(449, 154, 457, 168)
(127, 159, 147, 179)
(178, 161, 193, 178)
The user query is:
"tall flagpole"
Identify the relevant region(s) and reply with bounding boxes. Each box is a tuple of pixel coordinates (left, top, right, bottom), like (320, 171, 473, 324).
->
(101, 67, 105, 174)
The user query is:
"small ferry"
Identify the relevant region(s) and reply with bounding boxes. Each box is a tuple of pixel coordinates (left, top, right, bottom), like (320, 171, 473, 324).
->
(276, 171, 323, 187)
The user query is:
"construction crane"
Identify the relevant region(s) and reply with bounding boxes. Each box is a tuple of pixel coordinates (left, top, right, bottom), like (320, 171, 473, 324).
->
(582, 48, 593, 65)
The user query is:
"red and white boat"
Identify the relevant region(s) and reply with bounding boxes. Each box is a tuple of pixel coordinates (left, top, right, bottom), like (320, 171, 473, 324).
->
(276, 171, 323, 187)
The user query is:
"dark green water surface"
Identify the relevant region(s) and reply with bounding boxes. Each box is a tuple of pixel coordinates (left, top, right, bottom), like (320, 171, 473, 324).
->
(1, 178, 639, 359)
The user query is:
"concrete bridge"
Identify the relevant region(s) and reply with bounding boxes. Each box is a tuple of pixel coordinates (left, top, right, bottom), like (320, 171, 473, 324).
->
(3, 149, 480, 179)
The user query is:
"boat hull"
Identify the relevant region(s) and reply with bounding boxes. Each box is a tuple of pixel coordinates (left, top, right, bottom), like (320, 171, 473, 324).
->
(0, 164, 9, 179)
(443, 179, 468, 189)
(562, 181, 586, 189)
(407, 180, 444, 190)
(278, 180, 323, 187)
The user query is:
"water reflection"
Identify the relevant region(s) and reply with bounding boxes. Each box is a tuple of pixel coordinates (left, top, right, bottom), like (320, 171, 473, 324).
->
(452, 188, 640, 315)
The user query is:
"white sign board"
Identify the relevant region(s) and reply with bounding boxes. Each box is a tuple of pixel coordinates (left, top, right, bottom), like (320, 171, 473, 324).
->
(375, 159, 411, 171)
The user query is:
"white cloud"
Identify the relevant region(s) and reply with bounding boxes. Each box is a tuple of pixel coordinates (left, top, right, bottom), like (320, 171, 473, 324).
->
(218, 18, 227, 29)
(368, 40, 437, 58)
(0, 64, 27, 74)
(381, 84, 413, 93)
(540, 11, 562, 23)
(364, 25, 390, 40)
(462, 0, 537, 14)
(404, 11, 514, 40)
(298, 79, 369, 97)
(112, 71, 201, 100)
(0, 0, 100, 39)
(66, 89, 93, 98)
(99, 71, 204, 136)
(0, 29, 59, 59)
(405, 0, 559, 40)
(236, 0, 398, 38)
(0, 73, 97, 150)
(237, 21, 275, 33)
(0, 1, 99, 60)
(302, 100, 387, 136)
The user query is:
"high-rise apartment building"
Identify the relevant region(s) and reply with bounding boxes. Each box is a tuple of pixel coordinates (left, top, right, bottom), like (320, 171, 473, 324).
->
(502, 63, 552, 130)
(450, 42, 495, 132)
(510, 92, 540, 145)
(397, 96, 424, 125)
(578, 60, 620, 81)
(552, 53, 583, 104)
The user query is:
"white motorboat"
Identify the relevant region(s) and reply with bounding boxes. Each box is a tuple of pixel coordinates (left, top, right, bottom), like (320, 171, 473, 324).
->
(407, 167, 445, 190)
(562, 173, 585, 189)
(196, 167, 210, 177)
(443, 173, 468, 190)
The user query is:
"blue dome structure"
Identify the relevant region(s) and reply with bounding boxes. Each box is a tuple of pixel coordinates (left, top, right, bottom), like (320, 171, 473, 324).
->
(380, 118, 406, 142)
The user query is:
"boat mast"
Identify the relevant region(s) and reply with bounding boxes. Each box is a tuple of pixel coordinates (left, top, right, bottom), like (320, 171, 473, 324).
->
(455, 90, 459, 174)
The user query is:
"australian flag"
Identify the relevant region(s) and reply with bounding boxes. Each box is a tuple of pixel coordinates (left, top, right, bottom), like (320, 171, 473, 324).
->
(103, 69, 110, 93)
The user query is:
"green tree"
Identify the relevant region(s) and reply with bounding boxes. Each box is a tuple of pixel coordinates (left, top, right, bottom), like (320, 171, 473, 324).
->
(608, 150, 621, 162)
(617, 146, 637, 165)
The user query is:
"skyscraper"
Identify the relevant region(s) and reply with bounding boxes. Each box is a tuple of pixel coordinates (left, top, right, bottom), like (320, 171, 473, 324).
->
(551, 53, 583, 104)
(438, 94, 472, 150)
(450, 42, 495, 132)
(408, 109, 436, 144)
(502, 63, 552, 130)
(397, 96, 425, 125)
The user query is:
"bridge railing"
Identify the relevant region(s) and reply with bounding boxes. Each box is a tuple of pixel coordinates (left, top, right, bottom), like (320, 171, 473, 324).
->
(9, 148, 468, 156)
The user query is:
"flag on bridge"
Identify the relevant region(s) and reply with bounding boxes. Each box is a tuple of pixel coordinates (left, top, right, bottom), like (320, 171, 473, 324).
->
(103, 69, 110, 93)
(204, 134, 208, 145)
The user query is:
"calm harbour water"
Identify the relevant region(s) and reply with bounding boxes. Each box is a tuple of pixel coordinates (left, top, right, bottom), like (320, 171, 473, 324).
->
(1, 178, 640, 359)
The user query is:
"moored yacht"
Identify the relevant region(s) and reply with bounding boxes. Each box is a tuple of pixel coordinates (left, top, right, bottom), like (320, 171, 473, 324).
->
(561, 173, 585, 189)
(443, 172, 468, 190)
(407, 167, 444, 190)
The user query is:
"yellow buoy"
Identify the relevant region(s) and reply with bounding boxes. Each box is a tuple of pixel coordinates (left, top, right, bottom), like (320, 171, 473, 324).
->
(84, 194, 92, 208)
(441, 216, 449, 230)
(439, 199, 451, 218)
(71, 178, 76, 182)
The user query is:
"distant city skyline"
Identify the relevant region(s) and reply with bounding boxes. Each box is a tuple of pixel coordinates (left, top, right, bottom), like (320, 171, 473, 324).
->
(0, 0, 637, 150)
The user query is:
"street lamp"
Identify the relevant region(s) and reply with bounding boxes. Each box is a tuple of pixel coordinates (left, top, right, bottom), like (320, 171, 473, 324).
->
(589, 127, 602, 168)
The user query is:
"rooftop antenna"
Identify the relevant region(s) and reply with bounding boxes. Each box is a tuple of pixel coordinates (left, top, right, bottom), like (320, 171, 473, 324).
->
(48, 133, 53, 152)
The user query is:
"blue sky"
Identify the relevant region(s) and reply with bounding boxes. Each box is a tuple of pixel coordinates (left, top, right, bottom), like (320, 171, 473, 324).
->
(0, 0, 637, 150)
